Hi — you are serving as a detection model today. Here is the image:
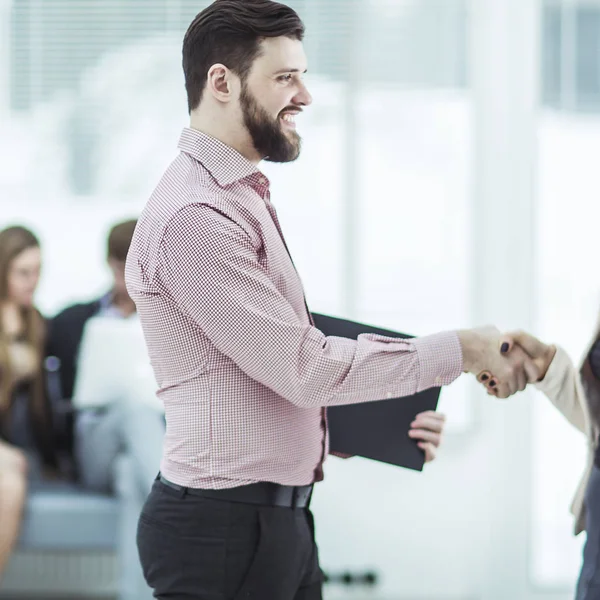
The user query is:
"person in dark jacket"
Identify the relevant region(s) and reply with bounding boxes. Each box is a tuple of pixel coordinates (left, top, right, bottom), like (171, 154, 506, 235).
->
(45, 219, 163, 600)
(46, 219, 164, 494)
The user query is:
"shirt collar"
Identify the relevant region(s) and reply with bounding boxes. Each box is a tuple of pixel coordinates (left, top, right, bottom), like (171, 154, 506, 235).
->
(177, 127, 269, 189)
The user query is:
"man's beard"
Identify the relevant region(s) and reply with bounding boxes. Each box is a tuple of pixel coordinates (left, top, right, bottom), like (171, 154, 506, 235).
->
(240, 84, 301, 164)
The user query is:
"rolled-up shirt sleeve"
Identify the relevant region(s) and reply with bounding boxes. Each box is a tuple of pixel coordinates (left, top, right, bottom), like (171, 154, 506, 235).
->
(159, 204, 463, 409)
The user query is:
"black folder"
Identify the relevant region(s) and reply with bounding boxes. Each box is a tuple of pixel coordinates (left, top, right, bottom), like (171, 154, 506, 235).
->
(311, 313, 441, 472)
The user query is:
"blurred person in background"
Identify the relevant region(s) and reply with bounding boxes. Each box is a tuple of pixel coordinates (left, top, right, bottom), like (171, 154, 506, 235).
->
(46, 218, 164, 600)
(495, 330, 600, 600)
(46, 218, 164, 496)
(0, 226, 60, 579)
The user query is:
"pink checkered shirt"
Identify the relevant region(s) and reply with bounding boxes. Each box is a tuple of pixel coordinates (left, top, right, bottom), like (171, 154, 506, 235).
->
(125, 128, 463, 489)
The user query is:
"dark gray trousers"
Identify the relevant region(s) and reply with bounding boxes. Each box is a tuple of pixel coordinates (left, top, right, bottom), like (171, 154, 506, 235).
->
(577, 465, 600, 599)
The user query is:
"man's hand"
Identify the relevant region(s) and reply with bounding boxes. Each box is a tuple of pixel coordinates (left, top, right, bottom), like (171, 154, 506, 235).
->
(458, 326, 541, 398)
(479, 330, 556, 396)
(408, 410, 446, 463)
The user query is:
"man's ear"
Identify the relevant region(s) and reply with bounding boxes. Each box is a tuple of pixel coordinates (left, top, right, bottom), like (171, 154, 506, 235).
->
(206, 64, 235, 103)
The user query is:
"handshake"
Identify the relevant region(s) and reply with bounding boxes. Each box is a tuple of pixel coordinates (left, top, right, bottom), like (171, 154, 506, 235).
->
(459, 327, 557, 399)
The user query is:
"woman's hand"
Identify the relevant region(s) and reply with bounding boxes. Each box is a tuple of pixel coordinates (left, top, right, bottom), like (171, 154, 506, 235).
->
(477, 331, 557, 396)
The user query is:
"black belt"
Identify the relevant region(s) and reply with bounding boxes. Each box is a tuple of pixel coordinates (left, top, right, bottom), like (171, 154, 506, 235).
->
(157, 474, 313, 509)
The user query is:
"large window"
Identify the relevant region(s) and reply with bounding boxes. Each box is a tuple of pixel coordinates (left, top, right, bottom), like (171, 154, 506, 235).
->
(542, 0, 600, 111)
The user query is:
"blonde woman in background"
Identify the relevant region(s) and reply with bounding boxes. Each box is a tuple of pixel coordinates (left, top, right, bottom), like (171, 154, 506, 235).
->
(0, 226, 58, 579)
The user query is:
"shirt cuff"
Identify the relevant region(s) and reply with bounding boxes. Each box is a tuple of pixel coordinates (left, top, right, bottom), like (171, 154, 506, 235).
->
(410, 331, 464, 391)
(534, 345, 569, 393)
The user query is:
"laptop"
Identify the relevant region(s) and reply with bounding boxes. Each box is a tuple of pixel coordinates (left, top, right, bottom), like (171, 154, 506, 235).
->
(71, 315, 162, 412)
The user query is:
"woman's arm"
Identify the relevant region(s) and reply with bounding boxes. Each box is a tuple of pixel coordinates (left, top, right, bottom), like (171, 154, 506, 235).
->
(535, 345, 588, 434)
(497, 332, 588, 434)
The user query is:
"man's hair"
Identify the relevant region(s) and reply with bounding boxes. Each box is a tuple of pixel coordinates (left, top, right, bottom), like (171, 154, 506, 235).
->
(182, 0, 305, 113)
(107, 219, 137, 262)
